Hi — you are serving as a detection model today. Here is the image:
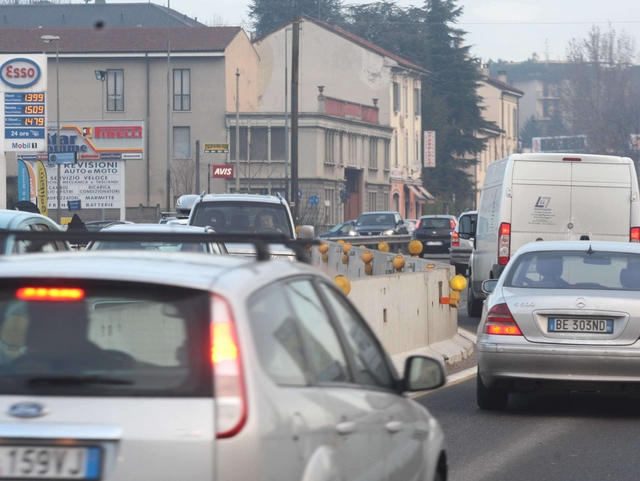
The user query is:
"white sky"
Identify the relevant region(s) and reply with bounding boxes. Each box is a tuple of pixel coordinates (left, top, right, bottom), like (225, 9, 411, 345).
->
(109, 0, 640, 62)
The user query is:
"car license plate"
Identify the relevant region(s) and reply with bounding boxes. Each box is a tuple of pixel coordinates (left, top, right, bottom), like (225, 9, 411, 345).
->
(547, 318, 613, 334)
(0, 446, 101, 479)
(426, 241, 443, 246)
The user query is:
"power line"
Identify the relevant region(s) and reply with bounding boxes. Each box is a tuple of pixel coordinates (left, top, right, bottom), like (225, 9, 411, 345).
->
(336, 20, 640, 26)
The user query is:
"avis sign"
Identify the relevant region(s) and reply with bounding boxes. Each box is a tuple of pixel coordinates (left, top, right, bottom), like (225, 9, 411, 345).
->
(211, 165, 234, 178)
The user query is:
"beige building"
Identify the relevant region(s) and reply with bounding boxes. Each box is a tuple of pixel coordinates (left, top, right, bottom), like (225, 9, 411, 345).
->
(1, 26, 259, 220)
(249, 15, 430, 226)
(471, 71, 524, 207)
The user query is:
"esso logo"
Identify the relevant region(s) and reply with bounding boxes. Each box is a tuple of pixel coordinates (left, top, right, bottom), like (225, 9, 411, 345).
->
(0, 58, 41, 88)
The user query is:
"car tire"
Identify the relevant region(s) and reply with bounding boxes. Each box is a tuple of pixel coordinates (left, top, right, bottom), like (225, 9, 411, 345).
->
(467, 285, 483, 318)
(477, 369, 509, 410)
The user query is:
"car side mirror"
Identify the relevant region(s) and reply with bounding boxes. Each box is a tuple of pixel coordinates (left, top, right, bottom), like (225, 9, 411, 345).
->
(402, 355, 446, 392)
(298, 225, 315, 240)
(482, 279, 498, 294)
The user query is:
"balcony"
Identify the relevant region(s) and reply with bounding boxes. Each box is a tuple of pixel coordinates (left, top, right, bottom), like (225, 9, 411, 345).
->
(321, 96, 379, 124)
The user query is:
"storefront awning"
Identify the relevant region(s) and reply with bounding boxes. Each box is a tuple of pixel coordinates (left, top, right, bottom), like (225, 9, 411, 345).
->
(407, 185, 426, 200)
(418, 186, 435, 200)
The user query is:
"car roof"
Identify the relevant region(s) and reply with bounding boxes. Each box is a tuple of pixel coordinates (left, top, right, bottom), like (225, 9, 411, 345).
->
(0, 251, 323, 293)
(0, 210, 60, 229)
(515, 241, 640, 256)
(101, 223, 210, 233)
(419, 214, 456, 219)
(195, 194, 284, 205)
(358, 211, 398, 216)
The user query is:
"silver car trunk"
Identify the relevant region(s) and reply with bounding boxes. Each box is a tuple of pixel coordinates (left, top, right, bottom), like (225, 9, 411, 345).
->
(502, 287, 640, 346)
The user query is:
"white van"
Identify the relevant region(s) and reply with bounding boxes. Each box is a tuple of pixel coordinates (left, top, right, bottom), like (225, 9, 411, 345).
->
(468, 153, 640, 317)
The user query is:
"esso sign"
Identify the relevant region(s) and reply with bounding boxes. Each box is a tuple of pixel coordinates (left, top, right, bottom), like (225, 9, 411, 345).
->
(1, 58, 41, 88)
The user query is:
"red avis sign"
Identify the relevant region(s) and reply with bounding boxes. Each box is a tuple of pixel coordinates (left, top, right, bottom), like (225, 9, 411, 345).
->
(211, 165, 234, 178)
(0, 58, 41, 88)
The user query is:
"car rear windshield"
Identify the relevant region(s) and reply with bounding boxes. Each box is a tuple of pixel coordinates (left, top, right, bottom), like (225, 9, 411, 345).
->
(357, 213, 395, 226)
(0, 280, 212, 397)
(505, 250, 640, 290)
(90, 241, 208, 252)
(419, 218, 452, 229)
(191, 201, 293, 237)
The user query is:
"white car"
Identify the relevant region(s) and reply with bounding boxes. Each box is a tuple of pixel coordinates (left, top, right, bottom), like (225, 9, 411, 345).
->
(0, 235, 448, 481)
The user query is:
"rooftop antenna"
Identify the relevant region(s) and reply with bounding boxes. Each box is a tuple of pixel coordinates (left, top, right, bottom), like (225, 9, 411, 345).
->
(545, 38, 550, 62)
(586, 245, 595, 255)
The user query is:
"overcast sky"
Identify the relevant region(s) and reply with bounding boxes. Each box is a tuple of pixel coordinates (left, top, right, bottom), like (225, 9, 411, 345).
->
(113, 0, 640, 62)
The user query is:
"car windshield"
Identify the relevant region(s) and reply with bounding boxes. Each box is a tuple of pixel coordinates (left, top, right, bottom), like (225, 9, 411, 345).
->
(505, 250, 640, 290)
(89, 241, 208, 252)
(357, 214, 395, 226)
(191, 201, 293, 237)
(419, 218, 451, 229)
(0, 281, 211, 396)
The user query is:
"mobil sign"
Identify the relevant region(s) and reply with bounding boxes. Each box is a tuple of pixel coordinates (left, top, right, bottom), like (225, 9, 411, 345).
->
(211, 165, 234, 178)
(0, 57, 43, 89)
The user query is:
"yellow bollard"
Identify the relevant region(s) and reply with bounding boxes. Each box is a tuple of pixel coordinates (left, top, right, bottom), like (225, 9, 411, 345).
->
(393, 254, 405, 272)
(318, 243, 329, 263)
(334, 275, 351, 295)
(362, 250, 373, 275)
(342, 242, 352, 265)
(408, 239, 423, 258)
(378, 241, 390, 252)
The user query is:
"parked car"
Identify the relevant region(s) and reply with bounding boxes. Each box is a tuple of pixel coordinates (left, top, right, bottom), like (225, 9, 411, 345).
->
(469, 152, 640, 318)
(0, 210, 69, 254)
(188, 193, 314, 259)
(412, 215, 456, 256)
(450, 211, 477, 275)
(316, 220, 356, 239)
(0, 236, 449, 481)
(86, 223, 227, 254)
(84, 220, 133, 233)
(349, 211, 409, 236)
(477, 240, 640, 410)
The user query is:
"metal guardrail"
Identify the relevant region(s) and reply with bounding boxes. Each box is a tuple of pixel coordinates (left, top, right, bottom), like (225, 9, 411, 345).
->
(340, 234, 413, 253)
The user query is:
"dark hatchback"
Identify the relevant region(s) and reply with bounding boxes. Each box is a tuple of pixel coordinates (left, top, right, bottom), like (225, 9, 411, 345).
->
(413, 215, 456, 255)
(352, 212, 409, 236)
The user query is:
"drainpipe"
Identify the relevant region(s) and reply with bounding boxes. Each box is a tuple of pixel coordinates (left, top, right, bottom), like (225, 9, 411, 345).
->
(146, 52, 150, 204)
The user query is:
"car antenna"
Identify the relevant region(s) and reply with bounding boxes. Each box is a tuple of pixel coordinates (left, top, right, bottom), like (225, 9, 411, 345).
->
(586, 245, 595, 255)
(276, 192, 285, 206)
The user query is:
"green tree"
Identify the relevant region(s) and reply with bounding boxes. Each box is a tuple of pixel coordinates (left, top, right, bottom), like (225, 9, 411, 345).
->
(519, 115, 540, 149)
(420, 0, 488, 203)
(249, 0, 344, 38)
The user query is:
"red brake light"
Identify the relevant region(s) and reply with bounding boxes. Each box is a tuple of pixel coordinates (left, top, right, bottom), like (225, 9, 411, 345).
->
(450, 219, 456, 229)
(452, 232, 460, 247)
(631, 227, 640, 243)
(415, 220, 421, 229)
(498, 222, 511, 265)
(563, 157, 581, 161)
(211, 294, 247, 439)
(17, 287, 84, 301)
(484, 303, 522, 336)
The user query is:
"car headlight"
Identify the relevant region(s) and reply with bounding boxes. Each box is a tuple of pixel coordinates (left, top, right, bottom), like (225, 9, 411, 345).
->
(349, 230, 358, 236)
(382, 229, 395, 236)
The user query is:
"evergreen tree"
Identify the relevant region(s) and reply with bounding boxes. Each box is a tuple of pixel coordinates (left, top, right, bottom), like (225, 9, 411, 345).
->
(420, 0, 489, 202)
(519, 115, 540, 149)
(249, 0, 344, 38)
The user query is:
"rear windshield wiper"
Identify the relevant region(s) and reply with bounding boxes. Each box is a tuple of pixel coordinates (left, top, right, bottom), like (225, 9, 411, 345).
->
(26, 375, 134, 386)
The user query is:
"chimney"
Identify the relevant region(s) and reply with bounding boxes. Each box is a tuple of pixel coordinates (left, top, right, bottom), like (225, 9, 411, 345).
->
(317, 86, 325, 113)
(482, 63, 490, 76)
(498, 71, 507, 83)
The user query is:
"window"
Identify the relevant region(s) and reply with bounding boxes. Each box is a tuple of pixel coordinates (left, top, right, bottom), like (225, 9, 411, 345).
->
(405, 133, 409, 165)
(324, 188, 334, 224)
(394, 132, 399, 167)
(106, 69, 124, 111)
(393, 82, 401, 113)
(325, 130, 336, 165)
(414, 88, 421, 116)
(319, 284, 394, 389)
(285, 280, 350, 384)
(172, 127, 190, 159)
(271, 127, 286, 160)
(348, 134, 357, 166)
(404, 84, 408, 116)
(229, 127, 248, 161)
(368, 191, 377, 211)
(248, 284, 308, 386)
(368, 138, 378, 169)
(415, 137, 419, 161)
(173, 69, 190, 111)
(250, 127, 268, 161)
(513, 107, 517, 140)
(384, 139, 390, 171)
(383, 191, 390, 211)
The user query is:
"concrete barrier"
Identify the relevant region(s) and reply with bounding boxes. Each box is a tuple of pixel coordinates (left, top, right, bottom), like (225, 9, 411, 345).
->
(310, 242, 473, 372)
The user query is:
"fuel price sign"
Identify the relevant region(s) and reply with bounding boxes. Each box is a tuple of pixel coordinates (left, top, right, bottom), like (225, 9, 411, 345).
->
(4, 91, 46, 151)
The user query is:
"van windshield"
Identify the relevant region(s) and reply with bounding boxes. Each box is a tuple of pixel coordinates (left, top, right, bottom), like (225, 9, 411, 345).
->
(0, 281, 212, 396)
(191, 201, 293, 238)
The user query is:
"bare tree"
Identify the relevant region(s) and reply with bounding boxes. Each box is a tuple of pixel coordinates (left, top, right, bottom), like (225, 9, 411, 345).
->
(170, 159, 197, 199)
(561, 26, 640, 158)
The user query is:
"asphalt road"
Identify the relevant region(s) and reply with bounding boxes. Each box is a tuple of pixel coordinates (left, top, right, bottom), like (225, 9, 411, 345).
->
(418, 288, 640, 481)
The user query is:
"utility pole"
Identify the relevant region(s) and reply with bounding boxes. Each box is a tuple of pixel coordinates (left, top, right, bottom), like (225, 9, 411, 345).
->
(284, 27, 292, 202)
(291, 18, 300, 225)
(195, 140, 200, 193)
(235, 68, 240, 193)
(165, 0, 172, 212)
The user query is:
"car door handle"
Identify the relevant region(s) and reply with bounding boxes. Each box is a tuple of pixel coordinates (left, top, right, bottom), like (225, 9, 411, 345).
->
(335, 421, 356, 435)
(385, 421, 403, 433)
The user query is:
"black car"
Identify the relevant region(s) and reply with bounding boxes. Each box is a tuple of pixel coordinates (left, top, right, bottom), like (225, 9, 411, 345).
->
(351, 211, 409, 237)
(413, 215, 457, 255)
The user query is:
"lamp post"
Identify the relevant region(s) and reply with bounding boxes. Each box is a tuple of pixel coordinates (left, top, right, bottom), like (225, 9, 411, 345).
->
(41, 34, 61, 223)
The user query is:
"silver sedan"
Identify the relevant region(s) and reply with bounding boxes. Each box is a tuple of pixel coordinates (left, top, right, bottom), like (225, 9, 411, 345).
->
(477, 241, 640, 410)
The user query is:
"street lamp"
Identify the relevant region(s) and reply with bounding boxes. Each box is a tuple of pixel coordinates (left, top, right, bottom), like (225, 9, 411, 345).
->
(94, 70, 106, 120)
(41, 34, 61, 223)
